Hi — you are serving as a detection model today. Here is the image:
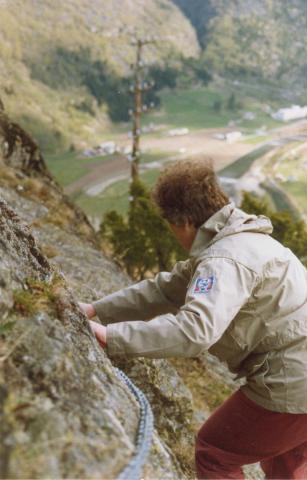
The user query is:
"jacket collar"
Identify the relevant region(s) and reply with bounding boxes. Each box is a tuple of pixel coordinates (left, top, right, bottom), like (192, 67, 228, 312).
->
(189, 202, 273, 258)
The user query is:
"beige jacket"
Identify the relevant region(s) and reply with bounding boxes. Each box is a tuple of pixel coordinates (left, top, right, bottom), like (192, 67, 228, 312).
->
(93, 203, 307, 413)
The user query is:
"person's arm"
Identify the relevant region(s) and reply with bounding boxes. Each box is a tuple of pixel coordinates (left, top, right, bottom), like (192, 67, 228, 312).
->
(91, 259, 192, 325)
(104, 257, 258, 358)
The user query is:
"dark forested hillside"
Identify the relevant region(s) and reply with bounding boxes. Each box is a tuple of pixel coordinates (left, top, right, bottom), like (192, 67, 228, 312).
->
(172, 0, 217, 46)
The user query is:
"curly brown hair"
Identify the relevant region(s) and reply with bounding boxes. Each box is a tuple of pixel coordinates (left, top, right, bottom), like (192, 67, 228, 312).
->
(151, 159, 229, 228)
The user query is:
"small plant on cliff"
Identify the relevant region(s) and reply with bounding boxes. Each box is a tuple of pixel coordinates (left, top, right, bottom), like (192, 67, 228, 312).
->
(241, 191, 307, 266)
(99, 179, 186, 280)
(12, 273, 66, 316)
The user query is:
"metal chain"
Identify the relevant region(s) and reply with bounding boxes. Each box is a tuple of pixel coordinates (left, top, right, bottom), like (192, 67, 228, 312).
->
(114, 367, 154, 480)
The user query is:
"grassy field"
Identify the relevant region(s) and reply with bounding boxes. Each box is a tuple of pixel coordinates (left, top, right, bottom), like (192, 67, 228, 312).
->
(262, 181, 301, 217)
(255, 142, 307, 216)
(243, 135, 273, 145)
(219, 145, 274, 179)
(143, 85, 282, 133)
(72, 169, 161, 220)
(282, 177, 307, 216)
(45, 149, 171, 190)
(45, 151, 116, 187)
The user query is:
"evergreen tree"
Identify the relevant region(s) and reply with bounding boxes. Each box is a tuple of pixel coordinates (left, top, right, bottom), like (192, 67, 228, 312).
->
(100, 179, 186, 280)
(227, 92, 236, 111)
(213, 99, 222, 113)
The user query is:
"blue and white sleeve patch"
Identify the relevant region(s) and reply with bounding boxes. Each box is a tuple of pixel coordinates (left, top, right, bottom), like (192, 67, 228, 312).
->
(193, 275, 216, 294)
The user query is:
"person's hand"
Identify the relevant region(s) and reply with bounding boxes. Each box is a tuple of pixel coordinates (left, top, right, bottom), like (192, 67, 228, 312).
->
(78, 302, 96, 319)
(89, 320, 107, 348)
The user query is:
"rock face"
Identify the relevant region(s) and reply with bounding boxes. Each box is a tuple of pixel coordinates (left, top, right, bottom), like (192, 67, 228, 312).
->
(0, 115, 264, 479)
(0, 110, 54, 181)
(0, 114, 197, 479)
(0, 196, 189, 479)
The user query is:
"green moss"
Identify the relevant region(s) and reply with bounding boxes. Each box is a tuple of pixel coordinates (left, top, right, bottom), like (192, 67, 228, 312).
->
(12, 290, 36, 315)
(0, 321, 16, 336)
(12, 274, 66, 316)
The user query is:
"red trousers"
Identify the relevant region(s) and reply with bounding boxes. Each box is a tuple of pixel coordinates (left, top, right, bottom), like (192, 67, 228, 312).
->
(195, 389, 307, 479)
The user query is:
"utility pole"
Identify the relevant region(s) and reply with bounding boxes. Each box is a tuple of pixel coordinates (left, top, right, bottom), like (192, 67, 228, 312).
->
(91, 26, 156, 183)
(129, 36, 156, 182)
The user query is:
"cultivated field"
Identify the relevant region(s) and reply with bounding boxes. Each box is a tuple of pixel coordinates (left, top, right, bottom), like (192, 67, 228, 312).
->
(45, 83, 307, 224)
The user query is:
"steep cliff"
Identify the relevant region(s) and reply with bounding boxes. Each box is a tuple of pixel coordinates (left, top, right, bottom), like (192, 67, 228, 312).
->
(0, 110, 201, 478)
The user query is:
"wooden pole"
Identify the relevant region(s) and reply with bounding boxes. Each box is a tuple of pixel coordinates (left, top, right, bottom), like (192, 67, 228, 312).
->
(131, 40, 143, 181)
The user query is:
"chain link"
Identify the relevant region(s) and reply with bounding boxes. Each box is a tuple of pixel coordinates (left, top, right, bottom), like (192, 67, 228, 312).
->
(114, 367, 154, 480)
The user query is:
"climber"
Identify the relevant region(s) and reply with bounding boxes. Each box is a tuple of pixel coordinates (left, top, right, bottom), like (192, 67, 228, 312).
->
(78, 159, 307, 480)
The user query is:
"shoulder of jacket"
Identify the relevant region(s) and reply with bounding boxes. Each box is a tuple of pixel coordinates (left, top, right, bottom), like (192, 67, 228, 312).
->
(192, 246, 260, 276)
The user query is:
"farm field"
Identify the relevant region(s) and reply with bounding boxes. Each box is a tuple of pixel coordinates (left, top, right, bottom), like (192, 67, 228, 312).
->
(71, 169, 161, 222)
(143, 85, 282, 133)
(45, 82, 306, 224)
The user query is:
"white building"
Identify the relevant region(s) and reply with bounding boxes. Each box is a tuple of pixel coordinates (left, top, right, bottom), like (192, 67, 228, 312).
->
(271, 105, 307, 122)
(213, 131, 243, 143)
(168, 128, 189, 136)
(225, 131, 243, 143)
(99, 141, 116, 155)
(243, 112, 255, 120)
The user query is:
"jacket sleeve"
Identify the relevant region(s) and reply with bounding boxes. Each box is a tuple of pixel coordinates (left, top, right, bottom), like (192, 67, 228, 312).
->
(105, 257, 258, 358)
(92, 259, 192, 325)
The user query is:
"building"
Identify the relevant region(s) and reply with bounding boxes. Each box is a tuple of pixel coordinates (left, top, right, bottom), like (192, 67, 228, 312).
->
(272, 105, 307, 122)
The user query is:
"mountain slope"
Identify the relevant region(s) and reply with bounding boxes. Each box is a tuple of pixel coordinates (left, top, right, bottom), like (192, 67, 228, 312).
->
(173, 0, 307, 86)
(172, 0, 217, 45)
(0, 0, 199, 152)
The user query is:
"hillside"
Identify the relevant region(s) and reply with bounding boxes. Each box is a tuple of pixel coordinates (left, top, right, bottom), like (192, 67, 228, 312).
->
(174, 0, 307, 86)
(172, 0, 217, 45)
(1, 0, 307, 158)
(0, 0, 199, 152)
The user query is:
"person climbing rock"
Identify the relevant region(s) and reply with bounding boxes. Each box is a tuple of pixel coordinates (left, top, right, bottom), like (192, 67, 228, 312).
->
(79, 160, 307, 479)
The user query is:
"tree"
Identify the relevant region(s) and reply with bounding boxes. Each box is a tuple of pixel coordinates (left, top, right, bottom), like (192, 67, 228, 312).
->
(227, 92, 236, 111)
(100, 179, 186, 280)
(213, 99, 222, 113)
